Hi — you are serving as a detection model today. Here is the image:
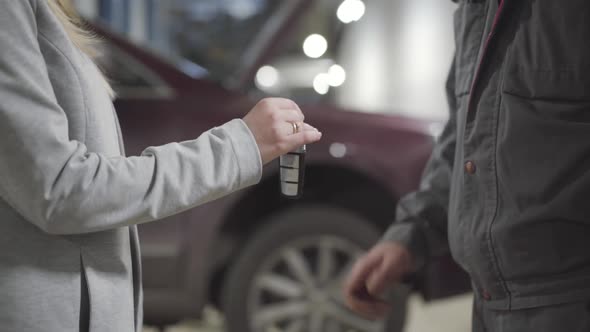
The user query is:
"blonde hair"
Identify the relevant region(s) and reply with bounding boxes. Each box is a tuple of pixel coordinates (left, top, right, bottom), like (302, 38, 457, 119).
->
(47, 0, 114, 96)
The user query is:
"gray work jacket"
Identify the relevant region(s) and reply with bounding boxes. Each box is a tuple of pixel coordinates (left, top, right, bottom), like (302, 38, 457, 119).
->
(385, 0, 590, 310)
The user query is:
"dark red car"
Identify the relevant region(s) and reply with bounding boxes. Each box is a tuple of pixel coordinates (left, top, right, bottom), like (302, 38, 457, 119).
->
(92, 0, 470, 331)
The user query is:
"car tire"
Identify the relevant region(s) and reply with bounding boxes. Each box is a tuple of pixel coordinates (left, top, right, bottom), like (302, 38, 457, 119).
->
(221, 205, 409, 332)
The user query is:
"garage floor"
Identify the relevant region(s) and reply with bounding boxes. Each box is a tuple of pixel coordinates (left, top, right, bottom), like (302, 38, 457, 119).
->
(143, 293, 473, 332)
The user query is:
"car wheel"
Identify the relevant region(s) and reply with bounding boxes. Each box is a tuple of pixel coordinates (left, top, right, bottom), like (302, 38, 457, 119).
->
(221, 205, 409, 332)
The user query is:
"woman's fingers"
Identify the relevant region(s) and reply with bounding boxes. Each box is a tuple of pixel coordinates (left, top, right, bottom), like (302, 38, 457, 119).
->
(282, 122, 318, 136)
(280, 108, 305, 124)
(271, 98, 305, 120)
(284, 125, 321, 148)
(243, 98, 321, 164)
(260, 98, 304, 122)
(300, 123, 318, 132)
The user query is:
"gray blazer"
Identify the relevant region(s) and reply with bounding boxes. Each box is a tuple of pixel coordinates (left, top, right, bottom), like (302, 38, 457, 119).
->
(0, 1, 262, 331)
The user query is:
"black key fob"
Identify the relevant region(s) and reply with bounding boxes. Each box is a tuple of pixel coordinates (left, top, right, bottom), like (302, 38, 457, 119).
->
(279, 145, 306, 199)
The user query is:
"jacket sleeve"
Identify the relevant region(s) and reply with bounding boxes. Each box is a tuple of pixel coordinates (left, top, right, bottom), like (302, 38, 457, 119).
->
(0, 0, 262, 235)
(381, 59, 458, 269)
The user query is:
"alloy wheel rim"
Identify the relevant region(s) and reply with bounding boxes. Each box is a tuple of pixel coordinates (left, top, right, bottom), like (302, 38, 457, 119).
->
(246, 235, 385, 332)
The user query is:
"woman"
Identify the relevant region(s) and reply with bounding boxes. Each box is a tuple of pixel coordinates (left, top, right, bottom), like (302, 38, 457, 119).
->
(0, 0, 321, 331)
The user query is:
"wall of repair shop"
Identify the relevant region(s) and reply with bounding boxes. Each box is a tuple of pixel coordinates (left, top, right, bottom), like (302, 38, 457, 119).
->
(336, 0, 456, 120)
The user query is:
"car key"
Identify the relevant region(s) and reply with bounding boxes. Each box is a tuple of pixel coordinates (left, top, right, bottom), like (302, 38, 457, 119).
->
(279, 145, 306, 199)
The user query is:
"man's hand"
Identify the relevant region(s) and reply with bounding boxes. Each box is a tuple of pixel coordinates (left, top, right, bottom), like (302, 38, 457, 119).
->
(343, 242, 414, 320)
(243, 98, 321, 165)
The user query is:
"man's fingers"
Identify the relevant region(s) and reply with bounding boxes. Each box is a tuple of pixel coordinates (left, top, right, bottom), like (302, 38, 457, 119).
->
(345, 251, 383, 295)
(343, 254, 383, 311)
(366, 254, 402, 298)
(346, 294, 390, 320)
(345, 276, 391, 320)
(342, 250, 397, 320)
(366, 264, 395, 298)
(346, 255, 374, 287)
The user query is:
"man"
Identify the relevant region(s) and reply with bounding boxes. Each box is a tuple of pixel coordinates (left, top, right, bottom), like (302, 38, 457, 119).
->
(345, 0, 590, 330)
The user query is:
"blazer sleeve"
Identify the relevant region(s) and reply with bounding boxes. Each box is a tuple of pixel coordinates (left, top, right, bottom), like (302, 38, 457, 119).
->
(0, 0, 262, 235)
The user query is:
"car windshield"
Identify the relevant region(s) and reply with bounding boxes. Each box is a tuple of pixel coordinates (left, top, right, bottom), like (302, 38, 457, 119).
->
(168, 0, 283, 79)
(92, 0, 455, 120)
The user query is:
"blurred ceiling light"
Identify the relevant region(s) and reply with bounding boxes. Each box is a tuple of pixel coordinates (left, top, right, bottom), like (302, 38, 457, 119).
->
(313, 73, 330, 95)
(255, 65, 279, 89)
(328, 64, 346, 87)
(329, 143, 348, 158)
(303, 34, 328, 59)
(337, 0, 366, 24)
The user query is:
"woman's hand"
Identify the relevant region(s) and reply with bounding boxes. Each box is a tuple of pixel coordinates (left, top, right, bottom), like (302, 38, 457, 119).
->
(243, 98, 322, 165)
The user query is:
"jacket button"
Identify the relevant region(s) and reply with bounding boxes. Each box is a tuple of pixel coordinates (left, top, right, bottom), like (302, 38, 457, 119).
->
(482, 290, 491, 301)
(465, 161, 476, 174)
